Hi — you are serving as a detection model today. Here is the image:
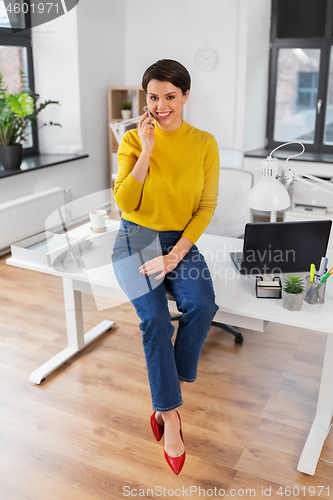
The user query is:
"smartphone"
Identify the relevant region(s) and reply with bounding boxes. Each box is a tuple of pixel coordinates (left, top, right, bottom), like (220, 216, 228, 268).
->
(146, 96, 154, 132)
(146, 97, 153, 120)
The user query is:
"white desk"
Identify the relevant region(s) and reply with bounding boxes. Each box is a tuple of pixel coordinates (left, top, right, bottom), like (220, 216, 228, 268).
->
(6, 220, 333, 476)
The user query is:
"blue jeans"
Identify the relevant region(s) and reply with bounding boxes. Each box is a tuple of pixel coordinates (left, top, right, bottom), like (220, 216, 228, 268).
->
(111, 219, 219, 412)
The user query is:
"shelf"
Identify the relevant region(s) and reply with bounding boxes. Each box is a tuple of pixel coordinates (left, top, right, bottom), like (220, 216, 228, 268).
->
(107, 86, 146, 185)
(245, 148, 333, 168)
(0, 153, 89, 179)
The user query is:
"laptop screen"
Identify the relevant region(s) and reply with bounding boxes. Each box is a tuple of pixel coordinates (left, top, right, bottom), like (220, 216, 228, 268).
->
(239, 220, 332, 275)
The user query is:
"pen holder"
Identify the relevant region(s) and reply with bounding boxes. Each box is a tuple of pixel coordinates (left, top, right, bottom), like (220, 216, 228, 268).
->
(304, 275, 326, 305)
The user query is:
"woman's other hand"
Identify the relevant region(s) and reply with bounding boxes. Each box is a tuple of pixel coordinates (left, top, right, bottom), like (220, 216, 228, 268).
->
(138, 237, 193, 280)
(138, 111, 155, 153)
(138, 254, 180, 280)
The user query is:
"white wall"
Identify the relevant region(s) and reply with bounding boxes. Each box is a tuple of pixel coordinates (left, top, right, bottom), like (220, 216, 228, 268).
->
(124, 0, 241, 148)
(123, 0, 271, 152)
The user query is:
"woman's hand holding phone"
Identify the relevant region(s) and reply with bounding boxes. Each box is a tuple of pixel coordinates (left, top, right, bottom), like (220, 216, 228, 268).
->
(131, 111, 155, 183)
(138, 111, 155, 153)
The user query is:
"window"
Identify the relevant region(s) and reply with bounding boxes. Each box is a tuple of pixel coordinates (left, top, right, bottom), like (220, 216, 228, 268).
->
(297, 72, 318, 111)
(0, 0, 38, 155)
(267, 0, 333, 153)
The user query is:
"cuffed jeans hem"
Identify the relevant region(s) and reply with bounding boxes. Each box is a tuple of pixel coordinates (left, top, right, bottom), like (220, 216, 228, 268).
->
(152, 400, 183, 412)
(179, 375, 197, 383)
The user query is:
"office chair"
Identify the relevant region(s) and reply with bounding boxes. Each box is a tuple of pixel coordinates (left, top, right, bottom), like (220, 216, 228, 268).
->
(168, 167, 254, 344)
(218, 148, 244, 170)
(205, 167, 254, 238)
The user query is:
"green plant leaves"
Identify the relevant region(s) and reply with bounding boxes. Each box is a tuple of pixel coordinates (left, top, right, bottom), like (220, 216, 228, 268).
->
(0, 71, 60, 147)
(8, 93, 34, 117)
(282, 274, 305, 295)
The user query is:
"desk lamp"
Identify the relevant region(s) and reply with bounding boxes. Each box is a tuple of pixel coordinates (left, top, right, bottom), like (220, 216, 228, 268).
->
(248, 141, 333, 221)
(109, 115, 142, 145)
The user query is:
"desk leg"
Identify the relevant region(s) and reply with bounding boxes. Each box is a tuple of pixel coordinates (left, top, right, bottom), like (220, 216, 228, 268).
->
(297, 333, 333, 475)
(29, 277, 114, 384)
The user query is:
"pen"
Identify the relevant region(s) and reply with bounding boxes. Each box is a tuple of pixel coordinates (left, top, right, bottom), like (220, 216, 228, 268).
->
(309, 263, 316, 283)
(320, 266, 333, 282)
(318, 257, 328, 276)
(305, 263, 317, 299)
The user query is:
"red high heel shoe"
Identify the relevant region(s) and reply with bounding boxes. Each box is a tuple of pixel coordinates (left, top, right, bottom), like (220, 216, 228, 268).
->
(150, 411, 164, 441)
(164, 410, 185, 475)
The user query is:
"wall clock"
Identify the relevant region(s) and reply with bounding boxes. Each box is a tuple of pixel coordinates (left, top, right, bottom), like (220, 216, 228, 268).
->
(194, 47, 218, 71)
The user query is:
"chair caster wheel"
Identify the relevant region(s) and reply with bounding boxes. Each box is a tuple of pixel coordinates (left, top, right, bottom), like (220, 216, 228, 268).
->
(235, 334, 244, 344)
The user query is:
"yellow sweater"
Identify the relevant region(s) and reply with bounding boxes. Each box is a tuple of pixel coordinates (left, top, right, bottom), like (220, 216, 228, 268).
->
(114, 120, 220, 244)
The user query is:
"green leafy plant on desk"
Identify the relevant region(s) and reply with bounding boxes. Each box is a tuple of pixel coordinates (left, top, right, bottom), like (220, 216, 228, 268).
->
(282, 274, 305, 311)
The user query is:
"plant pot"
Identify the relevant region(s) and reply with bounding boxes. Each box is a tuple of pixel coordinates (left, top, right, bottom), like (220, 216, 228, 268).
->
(121, 109, 131, 120)
(282, 291, 304, 311)
(0, 144, 23, 170)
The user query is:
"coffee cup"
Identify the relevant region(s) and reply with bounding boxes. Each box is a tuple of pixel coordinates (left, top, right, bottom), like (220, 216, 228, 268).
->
(89, 210, 110, 230)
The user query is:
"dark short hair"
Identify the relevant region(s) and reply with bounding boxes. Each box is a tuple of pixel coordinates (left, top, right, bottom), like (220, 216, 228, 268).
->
(142, 59, 191, 96)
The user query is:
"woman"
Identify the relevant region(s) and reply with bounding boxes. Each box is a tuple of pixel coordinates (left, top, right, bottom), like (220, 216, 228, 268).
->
(112, 59, 219, 475)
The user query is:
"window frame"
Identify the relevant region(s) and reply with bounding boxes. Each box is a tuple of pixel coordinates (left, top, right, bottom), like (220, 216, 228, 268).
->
(0, 1, 38, 156)
(267, 0, 333, 154)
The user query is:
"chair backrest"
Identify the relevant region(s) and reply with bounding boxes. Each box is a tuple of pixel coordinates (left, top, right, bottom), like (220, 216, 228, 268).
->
(219, 148, 244, 169)
(205, 167, 254, 238)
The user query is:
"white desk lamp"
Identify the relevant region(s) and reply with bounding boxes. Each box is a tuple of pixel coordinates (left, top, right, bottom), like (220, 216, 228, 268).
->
(248, 141, 333, 222)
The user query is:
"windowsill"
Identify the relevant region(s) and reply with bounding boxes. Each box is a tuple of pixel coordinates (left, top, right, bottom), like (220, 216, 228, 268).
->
(245, 148, 333, 165)
(0, 153, 89, 179)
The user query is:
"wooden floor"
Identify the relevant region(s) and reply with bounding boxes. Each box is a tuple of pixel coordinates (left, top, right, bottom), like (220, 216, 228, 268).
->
(1, 235, 333, 499)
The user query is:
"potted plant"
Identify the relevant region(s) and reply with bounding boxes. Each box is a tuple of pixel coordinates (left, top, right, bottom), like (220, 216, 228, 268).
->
(121, 101, 132, 120)
(0, 71, 60, 170)
(282, 274, 305, 311)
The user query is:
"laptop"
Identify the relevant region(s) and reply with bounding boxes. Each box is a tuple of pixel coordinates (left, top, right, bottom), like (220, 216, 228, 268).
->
(230, 220, 332, 275)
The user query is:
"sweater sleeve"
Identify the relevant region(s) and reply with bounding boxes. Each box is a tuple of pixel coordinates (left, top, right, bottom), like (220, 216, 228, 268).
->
(182, 135, 220, 244)
(113, 131, 144, 213)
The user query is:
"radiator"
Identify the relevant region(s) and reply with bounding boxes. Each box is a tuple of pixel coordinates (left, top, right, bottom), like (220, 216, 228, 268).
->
(0, 187, 66, 252)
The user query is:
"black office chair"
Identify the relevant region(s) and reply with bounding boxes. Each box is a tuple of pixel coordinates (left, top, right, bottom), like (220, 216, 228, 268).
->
(166, 289, 244, 344)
